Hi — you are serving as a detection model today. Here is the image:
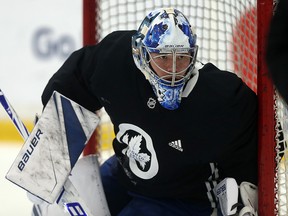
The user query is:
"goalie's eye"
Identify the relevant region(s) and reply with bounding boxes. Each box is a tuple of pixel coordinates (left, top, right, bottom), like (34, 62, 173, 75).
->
(157, 55, 168, 60)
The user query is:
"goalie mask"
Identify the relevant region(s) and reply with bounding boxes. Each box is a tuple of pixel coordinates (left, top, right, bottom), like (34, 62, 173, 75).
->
(132, 8, 198, 110)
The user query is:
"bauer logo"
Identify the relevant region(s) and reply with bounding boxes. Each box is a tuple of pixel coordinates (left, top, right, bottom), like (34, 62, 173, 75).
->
(65, 202, 87, 216)
(216, 183, 226, 196)
(18, 129, 43, 171)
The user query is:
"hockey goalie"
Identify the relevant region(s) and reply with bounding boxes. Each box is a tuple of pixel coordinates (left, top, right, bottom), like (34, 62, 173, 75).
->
(3, 6, 259, 216)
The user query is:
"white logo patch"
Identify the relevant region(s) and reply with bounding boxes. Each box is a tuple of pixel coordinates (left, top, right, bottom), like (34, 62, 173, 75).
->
(116, 123, 159, 179)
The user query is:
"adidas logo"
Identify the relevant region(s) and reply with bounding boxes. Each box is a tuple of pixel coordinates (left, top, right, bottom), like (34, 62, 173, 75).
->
(168, 140, 183, 152)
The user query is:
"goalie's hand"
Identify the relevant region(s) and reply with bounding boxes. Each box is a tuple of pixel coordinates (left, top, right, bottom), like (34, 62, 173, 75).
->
(238, 181, 258, 216)
(214, 178, 258, 216)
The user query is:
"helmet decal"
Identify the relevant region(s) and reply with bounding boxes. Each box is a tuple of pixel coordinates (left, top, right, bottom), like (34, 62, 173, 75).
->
(143, 22, 165, 50)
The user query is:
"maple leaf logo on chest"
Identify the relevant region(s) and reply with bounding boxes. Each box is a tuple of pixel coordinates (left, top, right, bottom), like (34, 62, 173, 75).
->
(121, 131, 151, 170)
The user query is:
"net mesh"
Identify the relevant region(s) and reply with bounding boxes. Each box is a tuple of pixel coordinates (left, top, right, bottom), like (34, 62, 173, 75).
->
(85, 0, 288, 214)
(97, 0, 257, 92)
(275, 95, 288, 215)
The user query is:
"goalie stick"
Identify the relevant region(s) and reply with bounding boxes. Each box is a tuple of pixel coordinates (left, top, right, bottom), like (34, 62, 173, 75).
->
(0, 89, 30, 140)
(0, 89, 110, 216)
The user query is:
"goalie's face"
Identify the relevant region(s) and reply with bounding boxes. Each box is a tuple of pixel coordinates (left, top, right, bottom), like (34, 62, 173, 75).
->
(149, 52, 192, 85)
(141, 49, 196, 110)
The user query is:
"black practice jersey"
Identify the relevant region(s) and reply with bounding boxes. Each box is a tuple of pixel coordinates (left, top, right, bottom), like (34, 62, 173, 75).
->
(42, 30, 258, 205)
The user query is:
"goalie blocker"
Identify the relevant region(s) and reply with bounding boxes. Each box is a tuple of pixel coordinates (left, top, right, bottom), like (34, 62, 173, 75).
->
(4, 91, 110, 215)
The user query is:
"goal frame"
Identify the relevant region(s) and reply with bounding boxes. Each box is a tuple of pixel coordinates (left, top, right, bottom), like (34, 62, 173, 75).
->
(257, 0, 275, 215)
(82, 0, 276, 215)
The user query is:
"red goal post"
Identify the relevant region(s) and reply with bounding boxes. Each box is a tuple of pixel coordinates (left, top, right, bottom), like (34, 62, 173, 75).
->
(82, 0, 286, 215)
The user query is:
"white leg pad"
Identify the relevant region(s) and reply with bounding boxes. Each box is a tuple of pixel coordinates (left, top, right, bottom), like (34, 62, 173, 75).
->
(31, 155, 110, 216)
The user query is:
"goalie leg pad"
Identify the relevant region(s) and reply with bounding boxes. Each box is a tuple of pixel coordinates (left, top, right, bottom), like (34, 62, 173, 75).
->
(31, 155, 110, 216)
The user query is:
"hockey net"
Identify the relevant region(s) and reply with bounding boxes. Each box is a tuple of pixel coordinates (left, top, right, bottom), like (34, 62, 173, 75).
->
(83, 0, 287, 215)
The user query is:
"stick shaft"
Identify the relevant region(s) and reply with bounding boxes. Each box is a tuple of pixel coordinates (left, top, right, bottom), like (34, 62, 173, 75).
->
(0, 89, 30, 140)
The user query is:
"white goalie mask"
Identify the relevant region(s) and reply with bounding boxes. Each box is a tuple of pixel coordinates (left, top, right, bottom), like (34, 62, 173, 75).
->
(132, 8, 198, 110)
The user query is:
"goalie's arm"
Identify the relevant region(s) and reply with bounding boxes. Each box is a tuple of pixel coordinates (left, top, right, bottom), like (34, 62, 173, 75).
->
(41, 46, 102, 112)
(218, 81, 258, 186)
